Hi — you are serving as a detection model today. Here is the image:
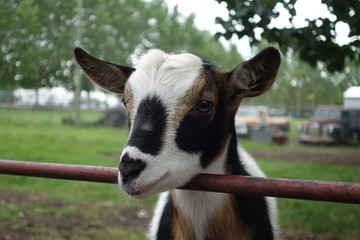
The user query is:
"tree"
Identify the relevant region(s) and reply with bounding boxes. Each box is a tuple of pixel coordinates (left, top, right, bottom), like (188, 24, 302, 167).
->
(215, 0, 360, 72)
(0, 0, 76, 95)
(243, 41, 357, 115)
(0, 0, 42, 91)
(1, 0, 243, 92)
(0, 0, 159, 91)
(1, 0, 244, 124)
(147, 6, 243, 70)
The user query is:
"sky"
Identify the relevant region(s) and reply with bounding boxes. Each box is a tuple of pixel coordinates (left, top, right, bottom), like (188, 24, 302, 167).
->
(165, 0, 350, 58)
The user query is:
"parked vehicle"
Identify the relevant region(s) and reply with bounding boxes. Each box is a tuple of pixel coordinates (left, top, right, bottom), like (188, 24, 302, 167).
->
(299, 87, 360, 145)
(235, 120, 248, 138)
(298, 105, 360, 144)
(235, 106, 290, 143)
(235, 106, 268, 136)
(268, 108, 291, 132)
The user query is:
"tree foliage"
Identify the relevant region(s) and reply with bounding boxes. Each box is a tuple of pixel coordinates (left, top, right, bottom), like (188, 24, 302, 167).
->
(1, 0, 76, 90)
(0, 0, 243, 93)
(243, 41, 358, 115)
(147, 6, 242, 70)
(215, 0, 360, 72)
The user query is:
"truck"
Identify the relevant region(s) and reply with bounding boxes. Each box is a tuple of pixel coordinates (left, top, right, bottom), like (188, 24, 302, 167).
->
(298, 87, 360, 145)
(235, 106, 290, 143)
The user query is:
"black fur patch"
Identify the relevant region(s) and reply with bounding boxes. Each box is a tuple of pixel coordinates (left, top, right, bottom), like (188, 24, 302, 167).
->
(119, 153, 146, 183)
(202, 59, 217, 70)
(157, 194, 173, 240)
(127, 95, 167, 155)
(227, 123, 275, 240)
(175, 64, 227, 168)
(175, 109, 225, 168)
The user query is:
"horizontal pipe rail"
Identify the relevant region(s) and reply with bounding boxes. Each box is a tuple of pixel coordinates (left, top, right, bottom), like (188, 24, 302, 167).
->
(0, 160, 359, 204)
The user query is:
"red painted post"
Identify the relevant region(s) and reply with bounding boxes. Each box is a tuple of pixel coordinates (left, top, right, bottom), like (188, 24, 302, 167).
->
(0, 160, 359, 204)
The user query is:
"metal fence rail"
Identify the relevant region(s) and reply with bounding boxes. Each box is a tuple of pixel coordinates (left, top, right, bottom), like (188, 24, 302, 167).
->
(0, 160, 359, 204)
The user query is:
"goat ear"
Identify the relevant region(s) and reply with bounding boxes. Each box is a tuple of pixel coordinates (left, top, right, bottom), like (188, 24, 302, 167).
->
(74, 47, 135, 94)
(228, 47, 280, 98)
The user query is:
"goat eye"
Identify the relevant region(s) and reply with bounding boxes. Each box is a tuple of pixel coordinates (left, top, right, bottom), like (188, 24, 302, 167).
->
(196, 100, 213, 113)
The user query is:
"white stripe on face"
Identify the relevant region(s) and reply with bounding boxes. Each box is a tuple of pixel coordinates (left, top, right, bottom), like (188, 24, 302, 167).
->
(127, 50, 204, 118)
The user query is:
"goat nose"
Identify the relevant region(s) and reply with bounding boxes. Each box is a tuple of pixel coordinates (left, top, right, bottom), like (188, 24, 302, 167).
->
(119, 153, 146, 182)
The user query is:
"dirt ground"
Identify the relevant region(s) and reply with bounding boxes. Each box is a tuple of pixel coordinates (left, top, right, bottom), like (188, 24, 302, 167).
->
(1, 191, 359, 240)
(0, 191, 150, 240)
(251, 150, 360, 166)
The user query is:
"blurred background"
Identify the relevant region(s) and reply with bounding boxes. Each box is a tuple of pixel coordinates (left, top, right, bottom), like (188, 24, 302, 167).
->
(0, 0, 359, 239)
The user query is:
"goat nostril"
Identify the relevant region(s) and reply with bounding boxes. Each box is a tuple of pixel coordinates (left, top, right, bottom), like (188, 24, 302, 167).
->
(119, 154, 146, 181)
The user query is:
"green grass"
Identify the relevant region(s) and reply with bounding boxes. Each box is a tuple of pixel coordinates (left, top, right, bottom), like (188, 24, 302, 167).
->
(1, 107, 103, 126)
(257, 159, 360, 237)
(0, 107, 359, 239)
(0, 108, 159, 203)
(1, 109, 125, 201)
(240, 120, 360, 238)
(0, 108, 153, 239)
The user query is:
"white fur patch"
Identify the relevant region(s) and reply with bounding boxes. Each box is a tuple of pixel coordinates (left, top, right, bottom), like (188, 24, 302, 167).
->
(171, 139, 229, 240)
(238, 145, 280, 239)
(120, 141, 202, 199)
(238, 145, 266, 178)
(146, 145, 229, 240)
(148, 191, 170, 240)
(146, 143, 279, 240)
(120, 146, 153, 162)
(128, 50, 203, 120)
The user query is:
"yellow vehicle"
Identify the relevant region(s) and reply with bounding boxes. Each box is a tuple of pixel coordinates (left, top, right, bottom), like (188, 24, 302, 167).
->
(235, 106, 290, 143)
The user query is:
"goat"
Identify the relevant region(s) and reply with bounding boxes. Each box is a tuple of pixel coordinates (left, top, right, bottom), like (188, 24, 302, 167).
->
(74, 47, 281, 240)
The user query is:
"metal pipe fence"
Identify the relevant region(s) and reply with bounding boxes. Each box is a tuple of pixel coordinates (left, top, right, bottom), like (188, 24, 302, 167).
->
(0, 160, 359, 204)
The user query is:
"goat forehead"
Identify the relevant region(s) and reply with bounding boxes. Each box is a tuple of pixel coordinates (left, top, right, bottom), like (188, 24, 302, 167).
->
(128, 50, 204, 106)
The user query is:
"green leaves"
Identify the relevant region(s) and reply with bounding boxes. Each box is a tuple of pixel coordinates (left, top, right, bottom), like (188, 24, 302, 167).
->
(216, 0, 360, 72)
(1, 0, 243, 92)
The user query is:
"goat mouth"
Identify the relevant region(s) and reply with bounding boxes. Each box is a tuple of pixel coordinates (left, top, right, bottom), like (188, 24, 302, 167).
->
(127, 173, 169, 197)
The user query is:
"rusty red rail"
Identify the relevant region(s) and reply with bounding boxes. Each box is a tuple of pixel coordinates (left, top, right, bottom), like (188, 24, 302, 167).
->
(0, 160, 118, 183)
(0, 160, 359, 204)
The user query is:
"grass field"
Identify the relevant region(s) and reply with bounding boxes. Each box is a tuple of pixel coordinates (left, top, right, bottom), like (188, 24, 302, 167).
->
(0, 107, 359, 240)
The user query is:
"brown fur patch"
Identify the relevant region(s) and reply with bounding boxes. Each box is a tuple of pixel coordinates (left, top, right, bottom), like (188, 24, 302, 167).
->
(211, 69, 242, 117)
(206, 195, 253, 240)
(170, 192, 253, 240)
(227, 47, 280, 99)
(172, 70, 219, 131)
(74, 48, 130, 94)
(123, 83, 134, 122)
(170, 191, 197, 240)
